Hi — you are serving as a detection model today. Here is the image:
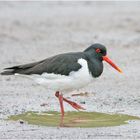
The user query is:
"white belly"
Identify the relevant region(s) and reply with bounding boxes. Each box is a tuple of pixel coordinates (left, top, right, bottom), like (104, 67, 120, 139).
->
(28, 58, 93, 92)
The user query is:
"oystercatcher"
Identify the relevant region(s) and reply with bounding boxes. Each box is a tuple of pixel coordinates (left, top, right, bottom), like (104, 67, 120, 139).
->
(1, 43, 122, 125)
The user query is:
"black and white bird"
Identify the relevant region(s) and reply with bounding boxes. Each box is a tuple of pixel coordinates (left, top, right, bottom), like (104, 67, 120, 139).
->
(1, 43, 122, 125)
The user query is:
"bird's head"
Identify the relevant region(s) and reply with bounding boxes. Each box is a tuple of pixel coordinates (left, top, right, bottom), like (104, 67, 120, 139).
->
(84, 43, 122, 73)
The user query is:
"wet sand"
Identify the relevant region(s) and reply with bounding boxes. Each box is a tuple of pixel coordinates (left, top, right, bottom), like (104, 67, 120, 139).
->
(0, 2, 140, 139)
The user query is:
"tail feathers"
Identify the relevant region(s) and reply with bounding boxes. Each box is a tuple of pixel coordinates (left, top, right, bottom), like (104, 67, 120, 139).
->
(1, 60, 44, 75)
(1, 66, 22, 75)
(1, 69, 15, 75)
(4, 66, 19, 70)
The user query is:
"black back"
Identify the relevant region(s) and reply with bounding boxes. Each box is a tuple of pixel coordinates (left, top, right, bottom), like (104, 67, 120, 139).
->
(1, 43, 107, 78)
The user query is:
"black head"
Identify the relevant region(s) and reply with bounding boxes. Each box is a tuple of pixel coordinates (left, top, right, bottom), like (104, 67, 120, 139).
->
(84, 43, 107, 61)
(84, 43, 123, 74)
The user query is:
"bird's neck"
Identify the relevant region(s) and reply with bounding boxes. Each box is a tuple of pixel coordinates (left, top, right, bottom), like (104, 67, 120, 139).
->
(85, 52, 103, 78)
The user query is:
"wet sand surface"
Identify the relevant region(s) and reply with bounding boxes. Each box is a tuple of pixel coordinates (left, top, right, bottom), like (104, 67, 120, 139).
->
(0, 2, 140, 139)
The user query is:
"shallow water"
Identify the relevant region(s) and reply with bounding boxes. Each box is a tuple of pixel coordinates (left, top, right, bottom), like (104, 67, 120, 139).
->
(8, 111, 140, 128)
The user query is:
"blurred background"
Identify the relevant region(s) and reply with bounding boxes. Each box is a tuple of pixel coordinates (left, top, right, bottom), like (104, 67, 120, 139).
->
(0, 1, 140, 139)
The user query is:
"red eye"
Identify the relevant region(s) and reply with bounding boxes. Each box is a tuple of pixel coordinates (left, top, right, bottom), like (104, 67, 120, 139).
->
(96, 48, 101, 53)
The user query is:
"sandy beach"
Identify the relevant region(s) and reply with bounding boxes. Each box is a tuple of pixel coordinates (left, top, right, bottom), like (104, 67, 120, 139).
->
(0, 1, 140, 139)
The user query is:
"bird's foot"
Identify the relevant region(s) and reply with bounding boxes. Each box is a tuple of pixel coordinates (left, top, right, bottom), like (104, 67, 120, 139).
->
(59, 116, 64, 127)
(63, 98, 86, 110)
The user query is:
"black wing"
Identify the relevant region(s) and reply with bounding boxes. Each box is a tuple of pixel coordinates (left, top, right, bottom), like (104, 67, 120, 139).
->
(1, 52, 86, 76)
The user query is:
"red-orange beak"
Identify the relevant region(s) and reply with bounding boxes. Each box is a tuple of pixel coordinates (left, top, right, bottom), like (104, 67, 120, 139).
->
(102, 56, 122, 73)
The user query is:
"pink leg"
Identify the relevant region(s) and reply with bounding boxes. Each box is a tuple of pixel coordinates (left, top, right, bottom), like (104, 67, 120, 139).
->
(63, 97, 86, 110)
(55, 91, 64, 126)
(55, 91, 85, 111)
